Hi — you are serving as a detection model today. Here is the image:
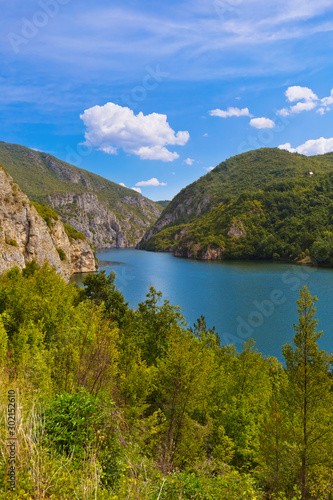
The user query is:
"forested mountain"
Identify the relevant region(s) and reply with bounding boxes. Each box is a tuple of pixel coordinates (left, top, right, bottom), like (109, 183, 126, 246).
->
(0, 142, 162, 248)
(140, 148, 333, 265)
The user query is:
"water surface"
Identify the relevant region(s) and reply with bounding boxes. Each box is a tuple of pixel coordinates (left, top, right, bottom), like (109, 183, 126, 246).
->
(71, 249, 333, 360)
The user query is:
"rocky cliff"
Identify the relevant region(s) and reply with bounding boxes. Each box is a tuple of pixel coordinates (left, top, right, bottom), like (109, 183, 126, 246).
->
(0, 166, 96, 280)
(0, 142, 163, 248)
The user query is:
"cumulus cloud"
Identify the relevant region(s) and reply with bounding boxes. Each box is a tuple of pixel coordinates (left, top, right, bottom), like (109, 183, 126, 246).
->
(204, 166, 214, 171)
(317, 89, 333, 114)
(285, 86, 318, 102)
(209, 107, 252, 118)
(277, 86, 319, 116)
(278, 137, 333, 155)
(278, 142, 297, 153)
(131, 187, 142, 193)
(184, 158, 195, 165)
(250, 117, 275, 129)
(80, 102, 189, 162)
(119, 182, 126, 187)
(135, 178, 167, 187)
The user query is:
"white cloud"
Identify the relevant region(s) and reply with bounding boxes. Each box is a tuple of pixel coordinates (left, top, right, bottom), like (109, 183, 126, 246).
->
(184, 158, 195, 165)
(131, 187, 142, 194)
(133, 146, 179, 162)
(204, 166, 214, 171)
(321, 89, 333, 107)
(277, 85, 319, 116)
(285, 86, 318, 102)
(203, 133, 208, 137)
(278, 137, 333, 155)
(250, 117, 275, 129)
(135, 178, 167, 187)
(119, 182, 126, 187)
(80, 102, 189, 162)
(209, 107, 252, 118)
(278, 142, 297, 153)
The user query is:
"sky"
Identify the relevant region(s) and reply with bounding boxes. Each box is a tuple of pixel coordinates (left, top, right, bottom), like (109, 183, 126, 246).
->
(1, 0, 333, 201)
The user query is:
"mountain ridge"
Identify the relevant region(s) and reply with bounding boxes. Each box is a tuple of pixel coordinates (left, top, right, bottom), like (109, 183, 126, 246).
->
(140, 148, 333, 266)
(0, 141, 162, 248)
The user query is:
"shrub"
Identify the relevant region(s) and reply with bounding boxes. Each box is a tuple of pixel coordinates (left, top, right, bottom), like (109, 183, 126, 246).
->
(31, 202, 59, 229)
(57, 247, 67, 261)
(64, 223, 86, 241)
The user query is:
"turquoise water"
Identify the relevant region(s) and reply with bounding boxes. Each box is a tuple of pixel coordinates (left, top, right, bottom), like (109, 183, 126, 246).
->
(71, 249, 333, 361)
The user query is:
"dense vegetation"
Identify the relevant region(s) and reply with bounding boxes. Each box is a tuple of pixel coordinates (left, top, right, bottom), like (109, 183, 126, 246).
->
(156, 200, 170, 208)
(1, 263, 332, 499)
(144, 170, 333, 266)
(141, 148, 333, 253)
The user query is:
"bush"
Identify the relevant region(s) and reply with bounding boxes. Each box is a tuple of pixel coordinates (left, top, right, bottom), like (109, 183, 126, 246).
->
(57, 247, 67, 261)
(5, 238, 18, 247)
(64, 223, 86, 241)
(31, 202, 58, 229)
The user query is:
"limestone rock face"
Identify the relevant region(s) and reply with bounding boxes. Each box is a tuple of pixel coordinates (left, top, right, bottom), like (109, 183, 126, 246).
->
(46, 192, 161, 248)
(0, 168, 96, 280)
(0, 142, 163, 250)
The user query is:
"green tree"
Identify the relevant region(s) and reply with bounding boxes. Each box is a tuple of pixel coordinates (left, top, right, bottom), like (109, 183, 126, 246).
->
(83, 270, 129, 326)
(282, 286, 333, 499)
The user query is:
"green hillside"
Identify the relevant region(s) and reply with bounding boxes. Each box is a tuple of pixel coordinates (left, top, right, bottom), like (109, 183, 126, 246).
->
(141, 148, 333, 241)
(142, 149, 333, 266)
(0, 141, 156, 207)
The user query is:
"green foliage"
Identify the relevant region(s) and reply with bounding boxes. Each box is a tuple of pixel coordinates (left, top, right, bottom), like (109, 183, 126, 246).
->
(5, 238, 18, 247)
(141, 147, 333, 249)
(156, 199, 170, 208)
(0, 316, 8, 365)
(31, 201, 58, 228)
(146, 172, 333, 267)
(64, 222, 86, 241)
(282, 286, 333, 499)
(56, 247, 67, 260)
(83, 270, 129, 326)
(44, 388, 103, 457)
(1, 263, 333, 499)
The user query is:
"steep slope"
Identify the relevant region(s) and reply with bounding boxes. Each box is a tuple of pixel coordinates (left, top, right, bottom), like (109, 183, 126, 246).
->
(0, 142, 162, 248)
(140, 148, 333, 245)
(143, 171, 333, 264)
(0, 165, 96, 279)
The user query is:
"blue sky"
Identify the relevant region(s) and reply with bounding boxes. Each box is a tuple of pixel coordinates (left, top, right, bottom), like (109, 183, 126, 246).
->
(1, 0, 333, 200)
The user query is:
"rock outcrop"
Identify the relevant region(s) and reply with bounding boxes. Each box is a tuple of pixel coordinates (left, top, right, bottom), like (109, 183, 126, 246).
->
(0, 167, 96, 280)
(0, 141, 163, 249)
(46, 192, 161, 248)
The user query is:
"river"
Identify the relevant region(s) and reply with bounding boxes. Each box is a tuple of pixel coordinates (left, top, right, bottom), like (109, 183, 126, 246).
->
(71, 249, 333, 360)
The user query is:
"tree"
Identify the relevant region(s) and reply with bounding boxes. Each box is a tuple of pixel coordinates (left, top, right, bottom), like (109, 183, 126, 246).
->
(282, 286, 333, 499)
(83, 270, 129, 326)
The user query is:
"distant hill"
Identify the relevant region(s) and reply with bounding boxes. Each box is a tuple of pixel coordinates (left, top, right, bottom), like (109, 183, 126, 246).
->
(156, 200, 170, 208)
(140, 148, 333, 266)
(0, 142, 162, 248)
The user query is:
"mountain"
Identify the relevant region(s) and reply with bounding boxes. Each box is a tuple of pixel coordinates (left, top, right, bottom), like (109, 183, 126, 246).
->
(0, 165, 96, 280)
(140, 148, 333, 245)
(140, 148, 333, 265)
(0, 142, 162, 248)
